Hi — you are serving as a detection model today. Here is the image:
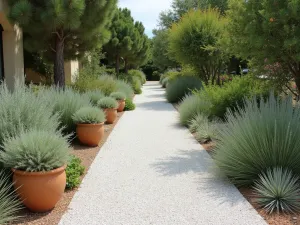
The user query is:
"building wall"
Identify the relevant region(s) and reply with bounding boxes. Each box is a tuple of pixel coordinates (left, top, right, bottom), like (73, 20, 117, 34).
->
(64, 60, 79, 84)
(0, 0, 24, 90)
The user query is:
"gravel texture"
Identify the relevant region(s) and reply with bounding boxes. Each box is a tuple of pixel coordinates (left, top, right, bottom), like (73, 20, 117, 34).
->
(59, 82, 267, 225)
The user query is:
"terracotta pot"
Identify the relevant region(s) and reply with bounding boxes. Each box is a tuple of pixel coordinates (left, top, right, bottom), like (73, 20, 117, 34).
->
(12, 166, 66, 212)
(104, 108, 117, 124)
(117, 100, 126, 112)
(76, 123, 104, 147)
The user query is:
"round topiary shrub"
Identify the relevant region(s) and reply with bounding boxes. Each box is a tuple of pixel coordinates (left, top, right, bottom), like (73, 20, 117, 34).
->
(166, 76, 203, 103)
(97, 97, 118, 109)
(72, 107, 105, 124)
(214, 94, 300, 186)
(124, 98, 136, 111)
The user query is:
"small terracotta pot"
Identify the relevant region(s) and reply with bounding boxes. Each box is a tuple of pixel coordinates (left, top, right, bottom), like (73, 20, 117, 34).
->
(104, 108, 117, 124)
(76, 123, 104, 146)
(12, 166, 66, 212)
(117, 100, 126, 112)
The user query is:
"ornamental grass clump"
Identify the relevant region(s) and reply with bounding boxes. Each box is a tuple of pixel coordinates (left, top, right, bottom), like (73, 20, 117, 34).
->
(194, 120, 220, 143)
(253, 168, 300, 214)
(84, 90, 105, 106)
(0, 131, 70, 172)
(98, 97, 118, 109)
(115, 80, 134, 99)
(166, 76, 203, 103)
(110, 92, 126, 100)
(213, 94, 300, 186)
(178, 95, 211, 126)
(72, 107, 105, 124)
(0, 172, 22, 224)
(0, 82, 60, 148)
(188, 113, 209, 133)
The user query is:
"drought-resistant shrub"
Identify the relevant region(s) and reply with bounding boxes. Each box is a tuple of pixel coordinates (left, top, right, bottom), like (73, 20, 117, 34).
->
(72, 107, 106, 124)
(254, 168, 300, 213)
(110, 92, 126, 100)
(98, 97, 118, 109)
(161, 77, 169, 88)
(166, 76, 203, 103)
(0, 83, 60, 149)
(188, 113, 209, 133)
(0, 171, 21, 224)
(194, 120, 220, 143)
(0, 131, 70, 172)
(115, 80, 134, 99)
(42, 88, 92, 134)
(213, 94, 300, 186)
(84, 90, 104, 106)
(66, 156, 85, 190)
(124, 98, 136, 111)
(128, 70, 146, 84)
(178, 95, 211, 126)
(119, 73, 142, 94)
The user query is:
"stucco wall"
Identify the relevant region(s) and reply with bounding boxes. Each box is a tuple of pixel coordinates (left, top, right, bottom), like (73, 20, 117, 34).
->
(64, 60, 79, 84)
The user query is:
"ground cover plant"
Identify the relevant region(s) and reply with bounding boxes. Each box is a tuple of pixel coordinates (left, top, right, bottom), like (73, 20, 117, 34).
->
(124, 98, 136, 111)
(66, 156, 85, 190)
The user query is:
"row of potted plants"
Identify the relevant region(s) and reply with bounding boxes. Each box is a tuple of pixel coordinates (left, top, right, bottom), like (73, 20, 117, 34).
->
(0, 90, 129, 213)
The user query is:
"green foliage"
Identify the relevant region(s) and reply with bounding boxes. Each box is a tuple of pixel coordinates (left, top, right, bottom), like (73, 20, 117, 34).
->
(161, 77, 169, 88)
(72, 107, 105, 124)
(124, 98, 136, 111)
(227, 0, 300, 93)
(0, 131, 70, 172)
(110, 92, 126, 100)
(115, 80, 134, 99)
(84, 90, 105, 106)
(253, 168, 300, 214)
(119, 73, 142, 94)
(166, 76, 203, 103)
(194, 119, 220, 143)
(168, 9, 227, 84)
(128, 70, 147, 84)
(188, 113, 210, 133)
(0, 82, 60, 150)
(0, 172, 21, 224)
(213, 94, 300, 186)
(66, 156, 85, 190)
(178, 95, 211, 126)
(8, 0, 117, 86)
(98, 97, 118, 109)
(42, 88, 92, 134)
(194, 76, 271, 119)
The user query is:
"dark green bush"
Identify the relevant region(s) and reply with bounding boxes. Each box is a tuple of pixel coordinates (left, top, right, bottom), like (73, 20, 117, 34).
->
(166, 76, 203, 103)
(253, 168, 300, 213)
(213, 94, 300, 186)
(124, 98, 136, 111)
(66, 155, 85, 190)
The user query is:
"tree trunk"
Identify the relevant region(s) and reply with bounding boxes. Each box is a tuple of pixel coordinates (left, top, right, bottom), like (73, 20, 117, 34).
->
(124, 58, 129, 74)
(54, 36, 65, 88)
(115, 55, 120, 76)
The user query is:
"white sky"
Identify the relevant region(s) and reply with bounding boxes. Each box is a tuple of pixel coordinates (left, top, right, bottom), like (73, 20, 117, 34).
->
(118, 0, 173, 37)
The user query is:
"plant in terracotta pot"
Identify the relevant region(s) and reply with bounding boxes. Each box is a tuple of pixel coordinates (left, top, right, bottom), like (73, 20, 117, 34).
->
(110, 92, 126, 112)
(97, 97, 118, 124)
(84, 90, 105, 106)
(0, 130, 70, 212)
(72, 107, 106, 147)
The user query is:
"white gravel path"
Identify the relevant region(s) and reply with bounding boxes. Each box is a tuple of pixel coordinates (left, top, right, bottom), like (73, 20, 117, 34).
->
(59, 82, 267, 225)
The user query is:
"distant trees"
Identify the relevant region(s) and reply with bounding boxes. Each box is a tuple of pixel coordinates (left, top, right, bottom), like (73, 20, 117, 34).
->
(103, 8, 150, 75)
(8, 0, 117, 87)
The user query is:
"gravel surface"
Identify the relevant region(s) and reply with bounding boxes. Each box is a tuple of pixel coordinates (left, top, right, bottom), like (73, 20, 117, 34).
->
(59, 82, 267, 225)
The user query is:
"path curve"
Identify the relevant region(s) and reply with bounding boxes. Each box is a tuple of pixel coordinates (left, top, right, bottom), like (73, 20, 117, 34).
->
(59, 82, 266, 225)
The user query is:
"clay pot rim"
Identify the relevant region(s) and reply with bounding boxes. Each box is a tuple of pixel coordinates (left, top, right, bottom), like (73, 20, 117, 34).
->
(12, 166, 66, 176)
(117, 99, 126, 101)
(76, 122, 105, 127)
(103, 107, 118, 110)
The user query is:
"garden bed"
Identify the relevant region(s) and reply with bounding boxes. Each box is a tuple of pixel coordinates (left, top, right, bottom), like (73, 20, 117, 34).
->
(11, 112, 124, 225)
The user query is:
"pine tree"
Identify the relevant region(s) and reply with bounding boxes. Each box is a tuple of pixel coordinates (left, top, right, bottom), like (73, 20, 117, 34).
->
(8, 0, 117, 87)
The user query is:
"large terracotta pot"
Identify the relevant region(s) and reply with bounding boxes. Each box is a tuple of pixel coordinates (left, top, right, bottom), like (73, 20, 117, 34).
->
(104, 108, 117, 124)
(117, 100, 126, 112)
(76, 123, 104, 146)
(12, 166, 66, 212)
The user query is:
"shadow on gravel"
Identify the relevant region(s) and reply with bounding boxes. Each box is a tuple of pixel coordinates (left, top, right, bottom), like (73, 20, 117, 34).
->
(136, 100, 174, 111)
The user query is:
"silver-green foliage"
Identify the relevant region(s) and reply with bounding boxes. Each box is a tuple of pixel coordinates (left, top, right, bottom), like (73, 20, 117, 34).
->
(0, 83, 60, 147)
(194, 120, 220, 143)
(166, 76, 203, 103)
(72, 107, 105, 124)
(115, 80, 134, 99)
(110, 92, 126, 100)
(188, 113, 208, 133)
(42, 88, 91, 134)
(213, 94, 300, 186)
(178, 95, 211, 126)
(84, 90, 104, 106)
(0, 172, 22, 224)
(98, 97, 118, 109)
(0, 131, 70, 172)
(254, 168, 300, 213)
(162, 77, 169, 88)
